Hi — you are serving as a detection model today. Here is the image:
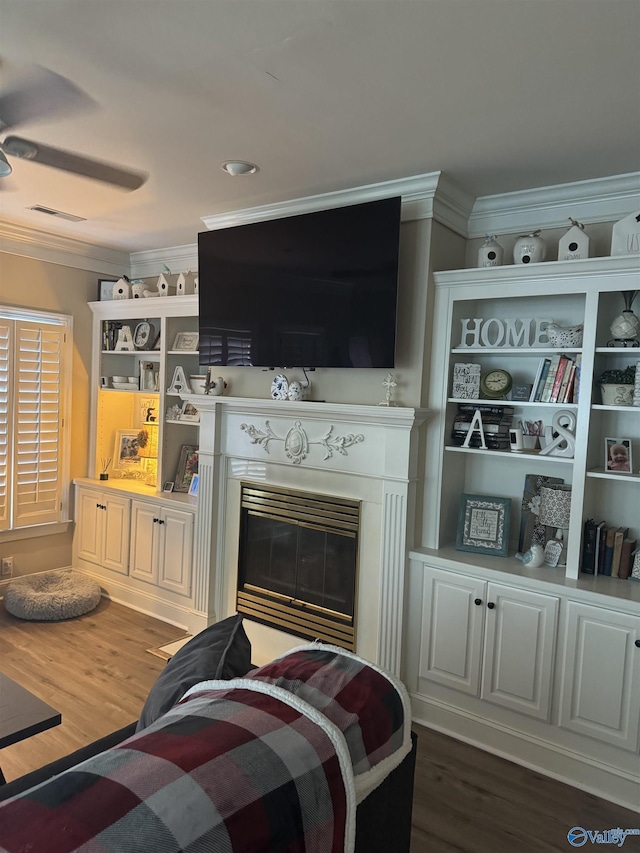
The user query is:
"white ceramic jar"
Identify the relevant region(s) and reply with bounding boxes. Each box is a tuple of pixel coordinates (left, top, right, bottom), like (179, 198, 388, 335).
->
(513, 231, 546, 265)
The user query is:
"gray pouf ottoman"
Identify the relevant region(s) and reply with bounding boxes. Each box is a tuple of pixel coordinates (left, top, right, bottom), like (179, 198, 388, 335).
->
(4, 571, 102, 621)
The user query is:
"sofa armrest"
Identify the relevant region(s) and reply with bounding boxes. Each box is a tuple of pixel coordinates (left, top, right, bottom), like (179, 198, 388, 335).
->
(0, 722, 138, 803)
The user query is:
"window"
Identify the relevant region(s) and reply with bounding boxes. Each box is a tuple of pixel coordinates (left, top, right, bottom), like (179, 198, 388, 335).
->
(0, 307, 72, 533)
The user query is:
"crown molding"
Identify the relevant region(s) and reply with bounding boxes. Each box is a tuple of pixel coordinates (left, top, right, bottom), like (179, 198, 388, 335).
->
(200, 171, 475, 236)
(129, 243, 198, 279)
(467, 172, 640, 238)
(0, 220, 129, 275)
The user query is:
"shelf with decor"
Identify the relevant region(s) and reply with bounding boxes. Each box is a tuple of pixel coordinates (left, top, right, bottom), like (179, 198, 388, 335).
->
(426, 256, 639, 598)
(87, 296, 200, 494)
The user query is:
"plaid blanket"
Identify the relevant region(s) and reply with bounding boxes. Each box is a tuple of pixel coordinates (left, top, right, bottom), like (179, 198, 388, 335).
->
(0, 645, 410, 853)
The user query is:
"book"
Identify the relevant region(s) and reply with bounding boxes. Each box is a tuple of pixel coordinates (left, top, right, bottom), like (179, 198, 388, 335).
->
(619, 538, 637, 580)
(549, 355, 570, 403)
(581, 518, 597, 574)
(593, 520, 607, 576)
(556, 357, 575, 403)
(453, 421, 511, 435)
(611, 527, 629, 577)
(602, 526, 617, 576)
(529, 357, 549, 402)
(560, 362, 576, 403)
(457, 403, 515, 416)
(532, 358, 552, 402)
(572, 353, 582, 403)
(540, 354, 562, 403)
(597, 524, 611, 576)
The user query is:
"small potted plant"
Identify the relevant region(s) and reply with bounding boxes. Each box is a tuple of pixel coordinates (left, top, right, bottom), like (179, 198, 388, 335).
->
(597, 364, 636, 406)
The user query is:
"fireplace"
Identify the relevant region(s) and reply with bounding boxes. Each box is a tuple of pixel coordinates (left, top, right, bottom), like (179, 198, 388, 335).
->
(237, 483, 359, 649)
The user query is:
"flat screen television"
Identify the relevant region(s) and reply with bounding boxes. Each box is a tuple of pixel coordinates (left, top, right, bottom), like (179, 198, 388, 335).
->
(197, 196, 401, 368)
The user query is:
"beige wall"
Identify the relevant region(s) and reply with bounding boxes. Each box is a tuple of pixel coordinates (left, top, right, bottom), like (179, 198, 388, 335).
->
(0, 251, 100, 577)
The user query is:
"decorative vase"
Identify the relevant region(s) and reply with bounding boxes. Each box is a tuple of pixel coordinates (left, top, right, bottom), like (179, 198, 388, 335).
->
(477, 235, 504, 268)
(513, 231, 546, 265)
(600, 384, 634, 406)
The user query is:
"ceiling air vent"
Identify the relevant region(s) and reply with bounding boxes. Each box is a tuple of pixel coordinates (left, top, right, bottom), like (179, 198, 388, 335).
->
(28, 205, 86, 222)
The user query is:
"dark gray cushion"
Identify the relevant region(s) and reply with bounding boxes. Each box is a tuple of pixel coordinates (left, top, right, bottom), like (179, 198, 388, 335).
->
(136, 614, 252, 731)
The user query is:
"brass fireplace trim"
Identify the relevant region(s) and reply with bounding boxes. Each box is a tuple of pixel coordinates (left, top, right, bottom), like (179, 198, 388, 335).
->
(241, 484, 359, 534)
(237, 589, 355, 650)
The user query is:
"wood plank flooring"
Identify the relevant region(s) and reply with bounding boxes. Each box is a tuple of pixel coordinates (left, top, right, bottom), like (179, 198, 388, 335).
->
(1, 598, 638, 851)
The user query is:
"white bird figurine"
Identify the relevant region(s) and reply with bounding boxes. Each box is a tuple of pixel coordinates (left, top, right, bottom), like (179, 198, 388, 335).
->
(515, 544, 545, 568)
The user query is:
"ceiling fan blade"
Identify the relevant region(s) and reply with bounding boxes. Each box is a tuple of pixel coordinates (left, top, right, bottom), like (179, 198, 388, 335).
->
(0, 65, 95, 132)
(2, 136, 147, 191)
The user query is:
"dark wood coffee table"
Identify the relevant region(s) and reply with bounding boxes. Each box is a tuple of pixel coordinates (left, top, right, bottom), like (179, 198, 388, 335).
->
(0, 672, 61, 784)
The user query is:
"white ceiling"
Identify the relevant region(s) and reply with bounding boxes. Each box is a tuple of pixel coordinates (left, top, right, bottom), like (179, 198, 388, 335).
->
(1, 0, 639, 254)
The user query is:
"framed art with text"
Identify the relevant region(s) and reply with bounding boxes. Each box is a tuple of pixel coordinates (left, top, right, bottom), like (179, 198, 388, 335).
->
(456, 493, 511, 557)
(98, 279, 117, 301)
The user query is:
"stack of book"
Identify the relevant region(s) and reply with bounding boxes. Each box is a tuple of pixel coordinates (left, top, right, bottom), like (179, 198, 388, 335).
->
(581, 518, 636, 578)
(529, 353, 581, 403)
(451, 403, 514, 450)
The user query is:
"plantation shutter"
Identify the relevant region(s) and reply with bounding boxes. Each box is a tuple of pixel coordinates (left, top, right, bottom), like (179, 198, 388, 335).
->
(12, 320, 66, 527)
(0, 323, 12, 531)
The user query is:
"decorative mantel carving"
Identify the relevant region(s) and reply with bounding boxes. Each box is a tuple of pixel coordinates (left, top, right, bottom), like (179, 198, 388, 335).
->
(240, 419, 364, 464)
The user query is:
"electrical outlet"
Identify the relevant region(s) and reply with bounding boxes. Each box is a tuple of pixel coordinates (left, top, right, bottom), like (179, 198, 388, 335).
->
(1, 556, 13, 577)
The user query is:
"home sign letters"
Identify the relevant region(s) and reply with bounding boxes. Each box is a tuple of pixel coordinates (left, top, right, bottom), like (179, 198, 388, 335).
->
(458, 317, 551, 349)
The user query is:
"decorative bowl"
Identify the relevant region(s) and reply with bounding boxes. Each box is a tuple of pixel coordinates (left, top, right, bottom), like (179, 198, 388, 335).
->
(546, 323, 583, 348)
(189, 375, 207, 394)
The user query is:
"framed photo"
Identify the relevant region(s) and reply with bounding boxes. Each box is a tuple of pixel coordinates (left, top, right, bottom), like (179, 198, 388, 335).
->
(180, 401, 200, 423)
(605, 437, 632, 474)
(172, 332, 199, 352)
(163, 481, 174, 493)
(113, 429, 142, 470)
(174, 445, 198, 492)
(98, 279, 117, 301)
(456, 493, 511, 557)
(188, 474, 199, 497)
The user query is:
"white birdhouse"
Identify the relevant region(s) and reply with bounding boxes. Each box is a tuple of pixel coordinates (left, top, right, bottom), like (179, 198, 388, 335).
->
(157, 273, 176, 296)
(113, 277, 131, 299)
(176, 270, 197, 295)
(193, 275, 199, 294)
(477, 235, 504, 268)
(558, 219, 590, 261)
(611, 210, 640, 255)
(131, 282, 146, 298)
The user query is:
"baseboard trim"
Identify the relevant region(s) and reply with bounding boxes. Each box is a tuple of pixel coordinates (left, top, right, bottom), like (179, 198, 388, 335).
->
(410, 692, 640, 815)
(75, 568, 209, 635)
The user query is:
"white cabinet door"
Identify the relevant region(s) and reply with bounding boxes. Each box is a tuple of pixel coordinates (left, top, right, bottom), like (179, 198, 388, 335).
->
(420, 566, 485, 695)
(129, 500, 159, 584)
(481, 583, 559, 721)
(101, 493, 130, 574)
(158, 507, 194, 597)
(76, 488, 129, 575)
(76, 489, 102, 564)
(560, 601, 640, 751)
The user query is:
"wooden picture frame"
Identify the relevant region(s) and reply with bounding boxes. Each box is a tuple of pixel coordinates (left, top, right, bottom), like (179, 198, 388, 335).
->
(174, 445, 198, 492)
(171, 331, 199, 352)
(605, 437, 632, 474)
(456, 493, 511, 557)
(113, 429, 142, 470)
(98, 279, 117, 301)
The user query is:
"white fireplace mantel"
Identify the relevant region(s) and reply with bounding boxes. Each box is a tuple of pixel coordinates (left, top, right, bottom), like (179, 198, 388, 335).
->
(187, 395, 429, 675)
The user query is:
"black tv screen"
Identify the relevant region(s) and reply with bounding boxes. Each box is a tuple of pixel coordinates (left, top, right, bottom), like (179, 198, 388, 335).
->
(198, 196, 401, 368)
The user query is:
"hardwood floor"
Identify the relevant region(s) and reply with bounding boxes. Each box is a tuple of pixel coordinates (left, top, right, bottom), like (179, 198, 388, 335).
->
(1, 599, 638, 851)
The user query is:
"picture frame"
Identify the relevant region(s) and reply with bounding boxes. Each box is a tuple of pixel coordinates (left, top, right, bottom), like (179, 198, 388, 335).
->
(172, 331, 199, 352)
(605, 437, 632, 474)
(98, 279, 117, 301)
(456, 493, 511, 557)
(174, 445, 198, 492)
(179, 401, 200, 423)
(188, 473, 199, 497)
(113, 429, 143, 470)
(163, 481, 174, 493)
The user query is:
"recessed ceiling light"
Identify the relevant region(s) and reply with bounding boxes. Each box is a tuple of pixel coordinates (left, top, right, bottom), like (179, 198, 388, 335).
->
(221, 160, 258, 176)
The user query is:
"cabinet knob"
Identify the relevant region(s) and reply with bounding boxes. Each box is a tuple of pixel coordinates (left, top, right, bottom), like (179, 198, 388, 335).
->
(158, 519, 165, 525)
(153, 517, 158, 523)
(474, 598, 482, 606)
(635, 640, 640, 649)
(487, 602, 495, 609)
